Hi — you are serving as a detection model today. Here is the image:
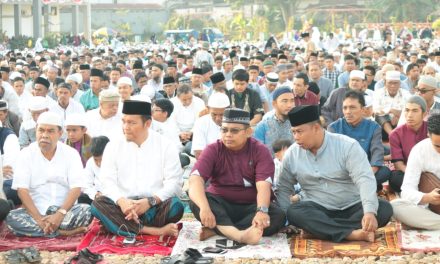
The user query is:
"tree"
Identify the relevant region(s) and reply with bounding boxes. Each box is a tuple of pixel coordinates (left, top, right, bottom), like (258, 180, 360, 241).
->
(372, 0, 437, 22)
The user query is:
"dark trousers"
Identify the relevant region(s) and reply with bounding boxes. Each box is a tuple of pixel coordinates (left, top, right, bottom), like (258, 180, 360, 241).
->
(3, 180, 20, 206)
(286, 199, 393, 242)
(375, 166, 391, 191)
(389, 170, 404, 193)
(78, 193, 93, 205)
(0, 198, 11, 222)
(189, 192, 286, 237)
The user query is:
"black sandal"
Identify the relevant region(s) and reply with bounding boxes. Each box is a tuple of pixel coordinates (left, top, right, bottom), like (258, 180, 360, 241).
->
(64, 248, 103, 264)
(20, 247, 42, 263)
(160, 248, 213, 264)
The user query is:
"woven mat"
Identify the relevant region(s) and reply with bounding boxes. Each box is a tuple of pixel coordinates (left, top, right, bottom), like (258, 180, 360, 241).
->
(291, 222, 402, 258)
(398, 222, 440, 252)
(0, 222, 83, 252)
(172, 221, 291, 259)
(76, 219, 177, 256)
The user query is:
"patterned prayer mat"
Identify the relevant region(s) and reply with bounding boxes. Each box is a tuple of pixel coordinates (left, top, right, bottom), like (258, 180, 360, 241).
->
(77, 219, 178, 256)
(172, 221, 291, 259)
(291, 223, 402, 258)
(0, 222, 83, 252)
(398, 222, 440, 252)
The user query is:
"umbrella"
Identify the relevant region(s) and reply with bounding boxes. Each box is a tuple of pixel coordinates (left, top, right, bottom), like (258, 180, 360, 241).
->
(93, 27, 118, 37)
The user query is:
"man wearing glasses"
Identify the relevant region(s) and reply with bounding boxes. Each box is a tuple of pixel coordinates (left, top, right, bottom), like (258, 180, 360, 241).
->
(188, 108, 285, 245)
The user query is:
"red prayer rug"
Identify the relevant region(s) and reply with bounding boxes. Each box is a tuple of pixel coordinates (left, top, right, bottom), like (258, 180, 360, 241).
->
(291, 222, 402, 258)
(0, 222, 83, 252)
(76, 219, 178, 256)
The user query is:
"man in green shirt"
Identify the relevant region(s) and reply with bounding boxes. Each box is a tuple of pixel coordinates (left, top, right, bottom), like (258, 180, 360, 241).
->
(80, 69, 103, 111)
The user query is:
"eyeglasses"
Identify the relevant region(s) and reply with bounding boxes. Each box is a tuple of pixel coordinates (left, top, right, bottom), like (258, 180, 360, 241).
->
(220, 127, 247, 134)
(415, 88, 435, 94)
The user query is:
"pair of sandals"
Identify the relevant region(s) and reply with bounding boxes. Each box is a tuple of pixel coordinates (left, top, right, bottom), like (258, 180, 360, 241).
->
(161, 248, 214, 264)
(5, 247, 42, 264)
(64, 248, 103, 264)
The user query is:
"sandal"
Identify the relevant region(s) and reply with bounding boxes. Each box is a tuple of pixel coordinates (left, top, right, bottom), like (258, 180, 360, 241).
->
(160, 248, 213, 264)
(64, 248, 103, 264)
(20, 247, 42, 263)
(4, 249, 27, 264)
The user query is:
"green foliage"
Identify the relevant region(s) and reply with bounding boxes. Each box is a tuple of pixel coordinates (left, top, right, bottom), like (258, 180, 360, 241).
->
(433, 18, 440, 30)
(9, 35, 34, 50)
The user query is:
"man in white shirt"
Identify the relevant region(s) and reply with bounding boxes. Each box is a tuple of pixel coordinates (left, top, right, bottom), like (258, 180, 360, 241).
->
(12, 77, 32, 120)
(18, 96, 48, 149)
(49, 82, 85, 123)
(0, 78, 21, 119)
(391, 113, 440, 229)
(6, 112, 92, 237)
(1, 121, 20, 206)
(85, 89, 122, 141)
(373, 71, 410, 136)
(91, 100, 184, 237)
(65, 73, 84, 103)
(191, 92, 230, 159)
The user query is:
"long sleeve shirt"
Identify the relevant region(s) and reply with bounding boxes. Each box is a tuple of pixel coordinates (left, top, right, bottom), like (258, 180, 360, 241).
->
(401, 139, 440, 206)
(276, 131, 378, 215)
(99, 129, 183, 203)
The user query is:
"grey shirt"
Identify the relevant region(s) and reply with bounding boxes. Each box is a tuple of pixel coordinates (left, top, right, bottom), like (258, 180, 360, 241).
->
(321, 87, 349, 125)
(314, 77, 334, 99)
(276, 131, 378, 214)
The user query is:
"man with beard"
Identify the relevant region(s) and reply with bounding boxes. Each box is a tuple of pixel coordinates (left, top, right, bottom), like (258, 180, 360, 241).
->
(144, 64, 163, 93)
(253, 87, 295, 154)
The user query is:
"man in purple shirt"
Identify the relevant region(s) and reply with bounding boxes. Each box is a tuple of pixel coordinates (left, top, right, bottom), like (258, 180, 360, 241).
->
(188, 108, 285, 245)
(389, 96, 428, 192)
(293, 73, 319, 107)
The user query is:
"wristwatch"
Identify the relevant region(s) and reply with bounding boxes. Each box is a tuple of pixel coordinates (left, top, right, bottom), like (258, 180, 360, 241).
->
(256, 206, 269, 214)
(57, 208, 67, 215)
(147, 197, 157, 207)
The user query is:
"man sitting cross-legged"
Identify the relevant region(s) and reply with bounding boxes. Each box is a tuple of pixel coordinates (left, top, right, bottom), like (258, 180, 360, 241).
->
(391, 113, 440, 229)
(6, 112, 92, 237)
(277, 105, 393, 243)
(91, 100, 184, 237)
(188, 108, 286, 245)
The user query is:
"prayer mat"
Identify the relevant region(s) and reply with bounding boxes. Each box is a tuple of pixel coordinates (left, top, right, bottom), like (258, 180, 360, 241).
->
(0, 222, 83, 252)
(172, 221, 291, 259)
(291, 223, 402, 258)
(77, 219, 177, 256)
(398, 222, 440, 252)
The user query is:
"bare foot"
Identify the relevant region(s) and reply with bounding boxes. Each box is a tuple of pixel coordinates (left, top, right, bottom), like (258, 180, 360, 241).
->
(346, 229, 375, 242)
(199, 227, 216, 241)
(59, 226, 88, 236)
(239, 226, 263, 245)
(141, 223, 179, 237)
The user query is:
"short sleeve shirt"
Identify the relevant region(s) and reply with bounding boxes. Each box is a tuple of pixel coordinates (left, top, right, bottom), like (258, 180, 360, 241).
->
(191, 138, 274, 203)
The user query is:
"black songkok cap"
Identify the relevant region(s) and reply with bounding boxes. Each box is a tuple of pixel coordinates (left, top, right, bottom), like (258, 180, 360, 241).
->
(435, 51, 440, 57)
(192, 67, 203, 75)
(39, 57, 47, 62)
(222, 108, 250, 125)
(34, 77, 50, 89)
(210, 72, 225, 84)
(0, 66, 10, 73)
(177, 54, 186, 59)
(122, 100, 151, 116)
(249, 65, 259, 71)
(90, 68, 104, 78)
(301, 32, 310, 38)
(9, 57, 16, 62)
(288, 105, 320, 127)
(132, 60, 143, 70)
(239, 57, 249, 62)
(150, 63, 163, 71)
(0, 100, 8, 110)
(163, 76, 176, 85)
(167, 61, 177, 68)
(79, 64, 91, 70)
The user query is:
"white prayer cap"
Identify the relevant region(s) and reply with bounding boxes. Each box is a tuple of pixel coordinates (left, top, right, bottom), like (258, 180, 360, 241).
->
(66, 73, 83, 84)
(349, 70, 365, 80)
(37, 112, 62, 127)
(65, 113, 87, 128)
(418, 75, 438, 89)
(99, 89, 120, 102)
(365, 47, 374, 52)
(9, 71, 21, 80)
(29, 96, 48, 111)
(140, 85, 156, 100)
(131, 94, 152, 103)
(386, 71, 401, 81)
(382, 64, 395, 72)
(365, 95, 373, 108)
(266, 72, 279, 83)
(117, 76, 132, 87)
(208, 92, 230, 108)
